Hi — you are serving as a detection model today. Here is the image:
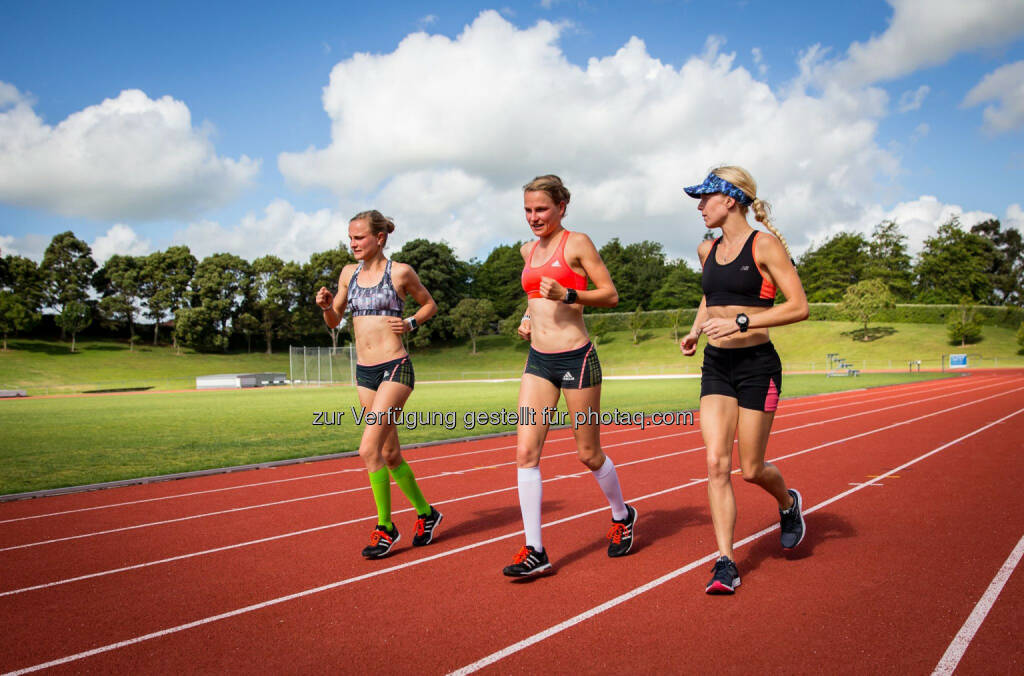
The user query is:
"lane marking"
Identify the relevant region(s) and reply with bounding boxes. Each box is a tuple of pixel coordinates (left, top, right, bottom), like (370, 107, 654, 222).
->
(9, 405, 1020, 676)
(448, 407, 1024, 675)
(0, 375, 984, 523)
(931, 533, 1024, 676)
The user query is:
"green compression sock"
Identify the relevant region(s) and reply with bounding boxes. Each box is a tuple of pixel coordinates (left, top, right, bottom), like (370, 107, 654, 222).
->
(368, 467, 392, 530)
(389, 461, 430, 515)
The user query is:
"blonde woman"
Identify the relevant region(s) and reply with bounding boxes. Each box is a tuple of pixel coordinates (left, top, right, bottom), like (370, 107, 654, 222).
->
(679, 167, 809, 594)
(316, 210, 441, 558)
(503, 174, 637, 578)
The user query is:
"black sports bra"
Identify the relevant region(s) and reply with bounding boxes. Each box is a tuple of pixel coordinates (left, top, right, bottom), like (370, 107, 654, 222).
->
(701, 231, 776, 307)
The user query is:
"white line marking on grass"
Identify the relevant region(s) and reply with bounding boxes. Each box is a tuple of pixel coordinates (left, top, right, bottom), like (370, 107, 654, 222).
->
(0, 375, 989, 524)
(448, 407, 1024, 675)
(931, 533, 1024, 676)
(3, 381, 1018, 554)
(10, 405, 1019, 676)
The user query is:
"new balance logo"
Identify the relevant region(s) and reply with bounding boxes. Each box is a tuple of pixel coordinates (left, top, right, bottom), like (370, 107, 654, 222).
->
(740, 265, 750, 271)
(562, 372, 575, 381)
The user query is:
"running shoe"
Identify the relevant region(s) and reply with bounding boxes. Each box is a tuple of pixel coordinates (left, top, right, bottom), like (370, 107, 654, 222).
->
(502, 545, 551, 577)
(779, 488, 805, 550)
(705, 556, 741, 594)
(606, 504, 638, 558)
(412, 506, 444, 547)
(361, 524, 400, 559)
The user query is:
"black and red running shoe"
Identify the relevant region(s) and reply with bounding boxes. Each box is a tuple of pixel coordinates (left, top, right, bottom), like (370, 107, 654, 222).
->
(502, 545, 551, 577)
(361, 524, 400, 559)
(606, 504, 638, 558)
(705, 556, 741, 594)
(412, 506, 444, 547)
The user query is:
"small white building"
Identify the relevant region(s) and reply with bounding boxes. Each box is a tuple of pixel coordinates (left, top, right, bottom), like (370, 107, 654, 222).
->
(195, 373, 287, 390)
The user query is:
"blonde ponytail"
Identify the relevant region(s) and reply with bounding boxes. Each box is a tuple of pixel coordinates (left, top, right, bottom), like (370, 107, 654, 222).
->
(711, 165, 794, 261)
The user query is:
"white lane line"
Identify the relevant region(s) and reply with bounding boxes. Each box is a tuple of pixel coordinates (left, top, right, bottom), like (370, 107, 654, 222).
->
(2, 381, 1019, 555)
(8, 405, 1020, 676)
(932, 533, 1024, 676)
(0, 374, 988, 524)
(448, 407, 1024, 676)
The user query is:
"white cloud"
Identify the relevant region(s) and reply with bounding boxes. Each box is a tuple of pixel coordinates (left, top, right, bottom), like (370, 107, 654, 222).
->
(962, 60, 1024, 134)
(418, 14, 438, 29)
(279, 11, 901, 261)
(911, 123, 930, 141)
(897, 85, 929, 112)
(91, 224, 152, 265)
(831, 0, 1024, 87)
(0, 84, 259, 221)
(0, 232, 49, 261)
(1005, 204, 1024, 231)
(751, 47, 767, 76)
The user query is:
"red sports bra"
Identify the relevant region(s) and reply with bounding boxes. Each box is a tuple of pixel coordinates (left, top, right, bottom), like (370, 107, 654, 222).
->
(521, 230, 588, 299)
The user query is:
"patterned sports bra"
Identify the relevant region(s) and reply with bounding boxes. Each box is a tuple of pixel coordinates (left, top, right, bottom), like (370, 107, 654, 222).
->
(346, 260, 404, 317)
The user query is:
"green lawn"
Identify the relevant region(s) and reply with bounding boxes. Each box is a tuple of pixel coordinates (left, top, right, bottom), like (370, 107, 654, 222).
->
(3, 321, 1019, 394)
(0, 372, 954, 495)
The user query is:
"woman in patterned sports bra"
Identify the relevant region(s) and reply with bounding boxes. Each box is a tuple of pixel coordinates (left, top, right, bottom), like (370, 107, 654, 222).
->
(501, 174, 638, 578)
(678, 166, 809, 595)
(315, 210, 442, 559)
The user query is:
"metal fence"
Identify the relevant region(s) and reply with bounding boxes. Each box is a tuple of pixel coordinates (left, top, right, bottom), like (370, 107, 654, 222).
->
(288, 346, 356, 386)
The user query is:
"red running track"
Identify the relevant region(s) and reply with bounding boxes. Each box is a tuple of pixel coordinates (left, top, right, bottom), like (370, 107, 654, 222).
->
(0, 371, 1022, 674)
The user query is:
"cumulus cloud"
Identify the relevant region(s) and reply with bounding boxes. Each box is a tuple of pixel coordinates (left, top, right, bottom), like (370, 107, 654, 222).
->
(751, 47, 767, 76)
(962, 61, 1024, 134)
(91, 224, 152, 265)
(279, 11, 901, 260)
(0, 84, 259, 221)
(831, 0, 1024, 87)
(1005, 203, 1024, 231)
(897, 85, 929, 112)
(418, 14, 438, 29)
(0, 232, 49, 261)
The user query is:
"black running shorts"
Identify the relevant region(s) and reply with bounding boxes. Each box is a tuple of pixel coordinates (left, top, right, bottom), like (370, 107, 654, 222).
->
(356, 356, 415, 391)
(700, 342, 781, 412)
(524, 342, 602, 389)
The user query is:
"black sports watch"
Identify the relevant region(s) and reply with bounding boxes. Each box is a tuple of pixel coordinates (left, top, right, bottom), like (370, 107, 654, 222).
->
(563, 288, 578, 304)
(404, 317, 419, 332)
(735, 313, 749, 333)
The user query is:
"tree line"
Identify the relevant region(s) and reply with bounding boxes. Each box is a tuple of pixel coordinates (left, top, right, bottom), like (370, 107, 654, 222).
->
(0, 215, 1020, 352)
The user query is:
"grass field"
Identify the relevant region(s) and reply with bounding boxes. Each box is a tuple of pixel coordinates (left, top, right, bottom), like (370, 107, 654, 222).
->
(0, 372, 956, 495)
(2, 321, 1022, 394)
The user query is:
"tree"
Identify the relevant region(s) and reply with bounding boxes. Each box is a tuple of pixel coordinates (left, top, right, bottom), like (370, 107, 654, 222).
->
(865, 220, 913, 301)
(599, 238, 668, 311)
(629, 304, 646, 344)
(471, 242, 525, 318)
(174, 305, 228, 353)
(947, 298, 983, 347)
(586, 315, 611, 347)
(94, 255, 143, 350)
(797, 232, 869, 302)
(451, 298, 497, 354)
(303, 248, 355, 347)
(497, 299, 529, 341)
(650, 259, 703, 310)
(236, 313, 260, 353)
(668, 308, 683, 343)
(915, 217, 996, 303)
(41, 232, 96, 336)
(836, 278, 896, 337)
(140, 246, 197, 347)
(0, 291, 39, 351)
(55, 300, 91, 352)
(251, 255, 290, 354)
(971, 219, 1024, 305)
(0, 255, 45, 313)
(392, 239, 470, 346)
(190, 253, 252, 351)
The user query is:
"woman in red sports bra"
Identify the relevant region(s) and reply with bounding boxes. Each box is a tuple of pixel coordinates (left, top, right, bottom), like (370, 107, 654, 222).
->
(501, 174, 638, 578)
(679, 165, 809, 595)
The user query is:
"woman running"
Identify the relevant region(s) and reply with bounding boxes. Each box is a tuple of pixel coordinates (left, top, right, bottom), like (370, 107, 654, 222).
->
(679, 166, 809, 594)
(503, 174, 637, 578)
(316, 210, 442, 559)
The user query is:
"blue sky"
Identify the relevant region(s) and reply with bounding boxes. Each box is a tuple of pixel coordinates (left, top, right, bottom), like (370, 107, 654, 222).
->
(2, 0, 1022, 266)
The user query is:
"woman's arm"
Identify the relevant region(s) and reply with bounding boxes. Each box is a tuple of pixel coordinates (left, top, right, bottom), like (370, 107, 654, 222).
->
(389, 263, 438, 334)
(316, 263, 356, 329)
(539, 232, 618, 308)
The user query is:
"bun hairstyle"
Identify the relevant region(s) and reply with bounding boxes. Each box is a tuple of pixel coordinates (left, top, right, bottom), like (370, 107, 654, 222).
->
(523, 174, 571, 214)
(351, 210, 396, 246)
(711, 165, 793, 261)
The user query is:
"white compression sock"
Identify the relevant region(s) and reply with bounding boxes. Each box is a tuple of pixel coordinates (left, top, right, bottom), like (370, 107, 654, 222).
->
(592, 456, 628, 521)
(517, 466, 543, 551)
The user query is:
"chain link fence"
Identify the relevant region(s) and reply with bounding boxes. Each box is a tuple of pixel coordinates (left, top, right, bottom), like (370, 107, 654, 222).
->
(288, 346, 356, 386)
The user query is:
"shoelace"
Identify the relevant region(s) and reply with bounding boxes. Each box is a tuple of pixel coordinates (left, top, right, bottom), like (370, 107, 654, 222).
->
(511, 546, 531, 564)
(606, 523, 629, 544)
(369, 529, 392, 546)
(414, 518, 426, 537)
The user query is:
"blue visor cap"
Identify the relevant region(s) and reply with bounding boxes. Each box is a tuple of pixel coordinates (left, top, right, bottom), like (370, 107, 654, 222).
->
(683, 174, 753, 206)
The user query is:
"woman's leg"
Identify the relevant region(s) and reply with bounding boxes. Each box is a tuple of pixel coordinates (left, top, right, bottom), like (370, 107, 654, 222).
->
(515, 374, 560, 552)
(735, 408, 790, 507)
(562, 385, 627, 519)
(701, 394, 740, 560)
